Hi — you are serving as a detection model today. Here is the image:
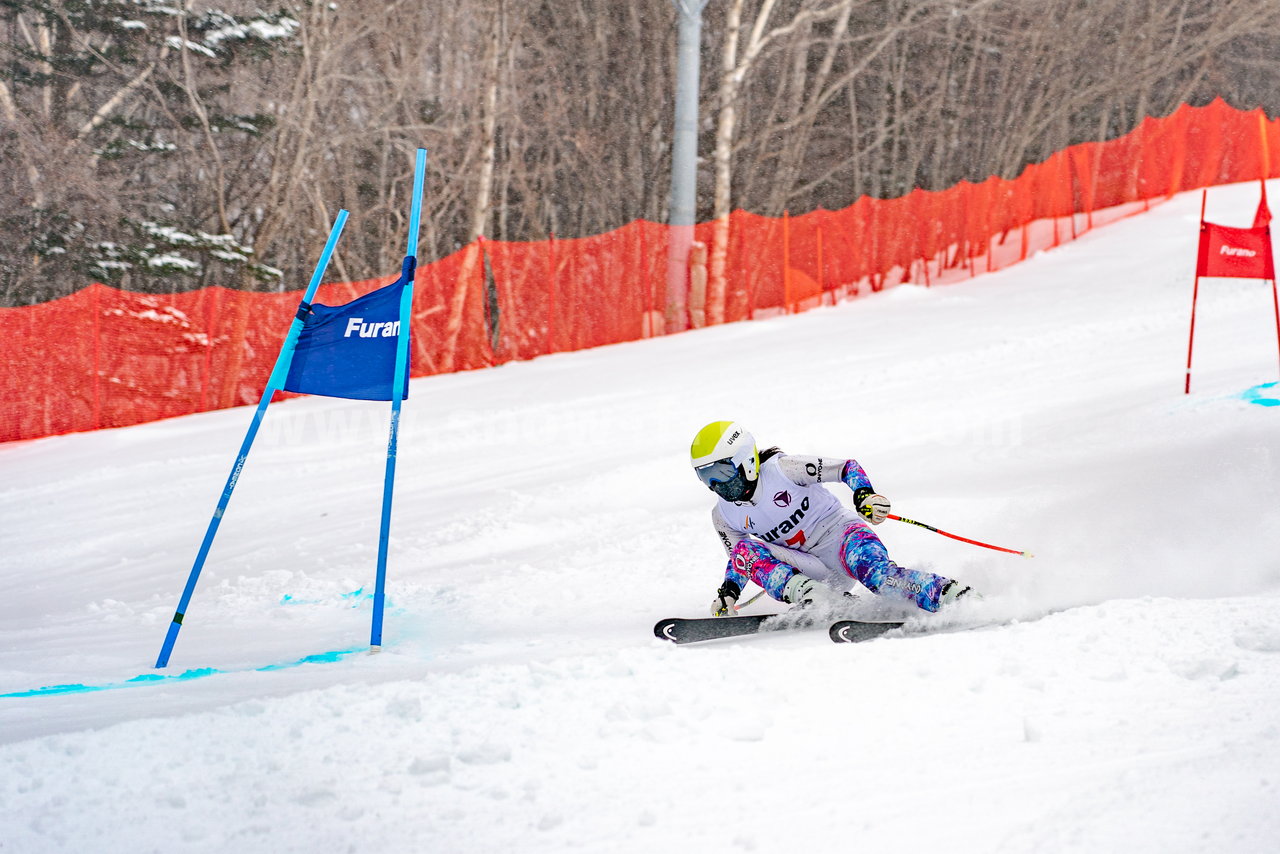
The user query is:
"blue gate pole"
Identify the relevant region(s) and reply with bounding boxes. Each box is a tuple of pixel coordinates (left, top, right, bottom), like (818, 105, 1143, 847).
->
(155, 210, 349, 668)
(371, 148, 426, 649)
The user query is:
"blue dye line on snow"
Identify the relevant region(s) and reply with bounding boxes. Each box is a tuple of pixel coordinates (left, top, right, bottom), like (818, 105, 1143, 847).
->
(1, 648, 366, 699)
(1240, 381, 1280, 407)
(280, 588, 381, 607)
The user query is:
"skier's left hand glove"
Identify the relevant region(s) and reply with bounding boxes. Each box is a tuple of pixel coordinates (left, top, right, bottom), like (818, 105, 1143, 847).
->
(855, 492, 891, 525)
(710, 579, 741, 617)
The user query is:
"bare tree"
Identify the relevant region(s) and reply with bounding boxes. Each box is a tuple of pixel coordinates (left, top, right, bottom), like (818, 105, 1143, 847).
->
(3, 0, 1280, 307)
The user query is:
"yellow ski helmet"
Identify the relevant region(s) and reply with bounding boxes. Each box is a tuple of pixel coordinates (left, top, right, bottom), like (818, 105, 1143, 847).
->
(690, 421, 759, 501)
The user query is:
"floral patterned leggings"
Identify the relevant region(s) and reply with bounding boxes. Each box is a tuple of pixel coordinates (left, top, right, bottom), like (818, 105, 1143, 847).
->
(725, 521, 953, 612)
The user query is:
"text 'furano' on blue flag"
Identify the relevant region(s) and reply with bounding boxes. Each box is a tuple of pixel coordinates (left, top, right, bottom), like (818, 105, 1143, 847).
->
(282, 278, 411, 401)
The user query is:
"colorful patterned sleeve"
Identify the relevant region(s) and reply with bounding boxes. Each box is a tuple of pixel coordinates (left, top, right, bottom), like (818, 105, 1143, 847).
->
(840, 459, 876, 505)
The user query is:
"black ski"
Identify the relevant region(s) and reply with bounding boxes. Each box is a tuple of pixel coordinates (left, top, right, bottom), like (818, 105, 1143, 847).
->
(654, 614, 779, 644)
(828, 620, 906, 643)
(655, 613, 906, 645)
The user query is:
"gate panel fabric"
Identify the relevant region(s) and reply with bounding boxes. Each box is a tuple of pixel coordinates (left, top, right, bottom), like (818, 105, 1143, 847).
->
(4, 99, 1280, 442)
(1197, 222, 1275, 280)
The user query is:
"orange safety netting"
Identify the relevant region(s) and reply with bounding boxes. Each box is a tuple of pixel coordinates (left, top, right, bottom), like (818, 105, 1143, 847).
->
(3, 98, 1278, 443)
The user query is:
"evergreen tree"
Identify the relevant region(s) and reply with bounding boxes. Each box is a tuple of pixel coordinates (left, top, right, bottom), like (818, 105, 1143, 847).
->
(0, 1, 298, 304)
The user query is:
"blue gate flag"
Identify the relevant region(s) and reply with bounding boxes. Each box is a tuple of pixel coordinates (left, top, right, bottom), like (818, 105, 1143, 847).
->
(283, 278, 412, 401)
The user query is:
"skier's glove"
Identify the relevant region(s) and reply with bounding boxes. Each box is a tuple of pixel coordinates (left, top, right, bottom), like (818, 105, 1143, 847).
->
(854, 490, 891, 525)
(710, 579, 742, 617)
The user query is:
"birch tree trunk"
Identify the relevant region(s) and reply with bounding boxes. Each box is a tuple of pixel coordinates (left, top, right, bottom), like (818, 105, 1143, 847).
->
(443, 0, 504, 373)
(708, 0, 779, 325)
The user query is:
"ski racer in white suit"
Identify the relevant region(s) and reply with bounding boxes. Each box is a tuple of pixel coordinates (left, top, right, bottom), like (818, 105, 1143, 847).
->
(690, 421, 973, 616)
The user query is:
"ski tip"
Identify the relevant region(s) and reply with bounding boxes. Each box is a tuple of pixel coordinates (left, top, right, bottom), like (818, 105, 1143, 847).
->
(654, 620, 678, 643)
(829, 623, 854, 644)
(828, 620, 906, 644)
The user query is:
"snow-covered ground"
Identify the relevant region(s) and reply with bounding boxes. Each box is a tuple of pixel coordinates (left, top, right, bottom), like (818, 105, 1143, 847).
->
(2, 183, 1279, 853)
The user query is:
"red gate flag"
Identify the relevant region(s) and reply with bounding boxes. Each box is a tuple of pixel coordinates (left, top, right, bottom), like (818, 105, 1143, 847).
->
(1195, 179, 1274, 279)
(1185, 183, 1280, 394)
(1196, 221, 1275, 279)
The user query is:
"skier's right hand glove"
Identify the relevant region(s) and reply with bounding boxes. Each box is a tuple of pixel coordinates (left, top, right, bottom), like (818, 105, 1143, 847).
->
(854, 491, 891, 525)
(710, 579, 741, 617)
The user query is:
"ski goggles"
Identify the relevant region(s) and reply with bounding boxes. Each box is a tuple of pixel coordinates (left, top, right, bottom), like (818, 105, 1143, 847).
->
(695, 459, 750, 501)
(694, 459, 739, 487)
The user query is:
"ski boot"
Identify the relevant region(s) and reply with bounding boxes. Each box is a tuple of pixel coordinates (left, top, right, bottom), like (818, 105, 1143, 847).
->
(937, 579, 976, 608)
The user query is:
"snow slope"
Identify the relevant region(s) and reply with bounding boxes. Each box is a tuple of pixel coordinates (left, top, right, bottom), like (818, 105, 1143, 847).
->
(2, 183, 1279, 853)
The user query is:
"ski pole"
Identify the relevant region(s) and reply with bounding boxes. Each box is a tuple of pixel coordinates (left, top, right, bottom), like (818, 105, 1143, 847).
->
(888, 514, 1033, 558)
(734, 589, 768, 612)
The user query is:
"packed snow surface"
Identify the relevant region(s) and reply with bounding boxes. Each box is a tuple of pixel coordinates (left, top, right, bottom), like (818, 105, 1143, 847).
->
(3, 184, 1279, 853)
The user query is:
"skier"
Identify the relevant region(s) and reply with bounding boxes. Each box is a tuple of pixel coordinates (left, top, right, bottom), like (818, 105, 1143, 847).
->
(690, 420, 974, 617)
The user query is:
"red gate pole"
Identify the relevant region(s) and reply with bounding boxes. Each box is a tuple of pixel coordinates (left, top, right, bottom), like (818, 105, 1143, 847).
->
(1185, 190, 1208, 394)
(1184, 273, 1202, 395)
(1270, 276, 1280, 379)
